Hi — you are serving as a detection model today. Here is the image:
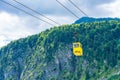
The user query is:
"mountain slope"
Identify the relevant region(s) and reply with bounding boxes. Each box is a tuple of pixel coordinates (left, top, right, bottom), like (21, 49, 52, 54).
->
(0, 19, 120, 80)
(75, 17, 120, 24)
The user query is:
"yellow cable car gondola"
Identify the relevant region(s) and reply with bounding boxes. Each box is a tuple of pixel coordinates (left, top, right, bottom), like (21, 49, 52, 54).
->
(73, 42, 83, 56)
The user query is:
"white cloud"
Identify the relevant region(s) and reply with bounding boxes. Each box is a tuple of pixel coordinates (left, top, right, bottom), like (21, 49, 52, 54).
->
(0, 12, 42, 47)
(0, 11, 74, 47)
(99, 0, 120, 17)
(0, 12, 35, 36)
(0, 34, 8, 47)
(1, 0, 119, 48)
(47, 15, 75, 25)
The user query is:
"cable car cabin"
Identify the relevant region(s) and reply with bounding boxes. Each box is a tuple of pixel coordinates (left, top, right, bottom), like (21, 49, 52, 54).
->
(73, 42, 83, 56)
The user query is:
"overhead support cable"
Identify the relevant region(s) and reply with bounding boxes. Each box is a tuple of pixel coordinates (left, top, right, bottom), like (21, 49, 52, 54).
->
(68, 0, 88, 17)
(56, 0, 80, 19)
(0, 0, 55, 26)
(13, 0, 61, 25)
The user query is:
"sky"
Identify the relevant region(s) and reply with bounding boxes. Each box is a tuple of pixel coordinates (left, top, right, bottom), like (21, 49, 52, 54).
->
(0, 0, 120, 47)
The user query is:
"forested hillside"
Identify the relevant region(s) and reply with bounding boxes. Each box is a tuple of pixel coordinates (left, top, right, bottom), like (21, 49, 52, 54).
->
(75, 17, 120, 23)
(0, 18, 120, 80)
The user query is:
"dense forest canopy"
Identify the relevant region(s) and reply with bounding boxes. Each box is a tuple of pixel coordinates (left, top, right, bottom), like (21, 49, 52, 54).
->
(0, 18, 120, 80)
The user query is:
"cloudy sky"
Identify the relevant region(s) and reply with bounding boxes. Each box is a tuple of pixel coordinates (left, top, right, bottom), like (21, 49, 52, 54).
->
(0, 0, 120, 47)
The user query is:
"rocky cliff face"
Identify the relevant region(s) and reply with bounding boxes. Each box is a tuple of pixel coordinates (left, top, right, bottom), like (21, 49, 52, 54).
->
(0, 18, 120, 80)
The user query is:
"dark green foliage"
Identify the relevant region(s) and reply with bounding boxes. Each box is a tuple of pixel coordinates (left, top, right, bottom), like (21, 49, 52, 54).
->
(75, 17, 120, 24)
(0, 19, 120, 80)
(108, 74, 120, 80)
